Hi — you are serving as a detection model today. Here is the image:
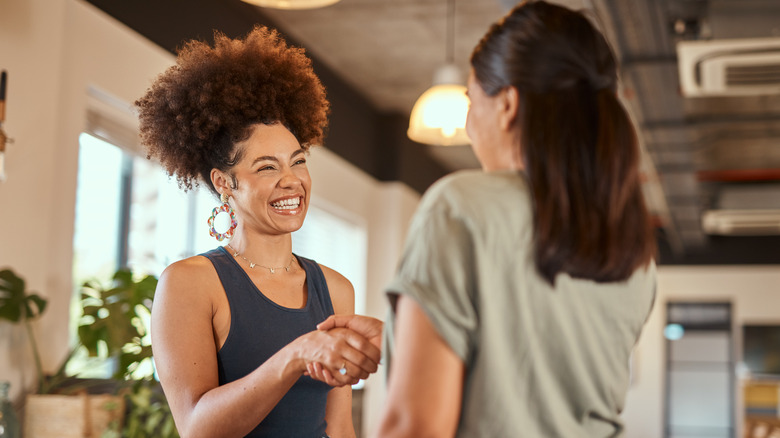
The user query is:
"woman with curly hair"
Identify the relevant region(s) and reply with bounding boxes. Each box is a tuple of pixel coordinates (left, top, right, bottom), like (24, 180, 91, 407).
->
(136, 26, 379, 438)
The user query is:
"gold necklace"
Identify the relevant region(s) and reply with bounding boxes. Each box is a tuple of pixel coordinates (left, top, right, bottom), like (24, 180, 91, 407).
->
(226, 244, 294, 274)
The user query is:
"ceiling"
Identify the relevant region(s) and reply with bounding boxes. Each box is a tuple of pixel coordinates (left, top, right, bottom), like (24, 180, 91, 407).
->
(86, 0, 780, 265)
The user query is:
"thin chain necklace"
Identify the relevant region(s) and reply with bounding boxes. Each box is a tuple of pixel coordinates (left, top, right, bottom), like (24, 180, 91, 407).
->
(226, 244, 294, 274)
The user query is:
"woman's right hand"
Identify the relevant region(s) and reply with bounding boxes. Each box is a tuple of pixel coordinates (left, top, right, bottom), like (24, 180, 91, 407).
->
(294, 326, 381, 387)
(304, 315, 385, 386)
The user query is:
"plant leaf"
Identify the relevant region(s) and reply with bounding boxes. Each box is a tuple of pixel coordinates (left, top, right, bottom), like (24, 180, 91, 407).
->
(24, 294, 47, 319)
(0, 269, 26, 294)
(0, 268, 46, 323)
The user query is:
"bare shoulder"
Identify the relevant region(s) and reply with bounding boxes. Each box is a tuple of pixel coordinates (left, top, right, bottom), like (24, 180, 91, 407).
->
(155, 255, 221, 308)
(318, 264, 355, 315)
(161, 254, 215, 278)
(318, 264, 352, 290)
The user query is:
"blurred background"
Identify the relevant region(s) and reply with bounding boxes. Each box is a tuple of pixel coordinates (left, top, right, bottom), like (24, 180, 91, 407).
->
(1, 0, 779, 437)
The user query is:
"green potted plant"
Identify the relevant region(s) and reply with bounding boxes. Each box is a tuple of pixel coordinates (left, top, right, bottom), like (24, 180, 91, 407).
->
(0, 267, 178, 438)
(79, 269, 178, 438)
(0, 268, 48, 392)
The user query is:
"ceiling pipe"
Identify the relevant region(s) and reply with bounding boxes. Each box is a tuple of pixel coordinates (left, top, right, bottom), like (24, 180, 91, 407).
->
(697, 168, 780, 182)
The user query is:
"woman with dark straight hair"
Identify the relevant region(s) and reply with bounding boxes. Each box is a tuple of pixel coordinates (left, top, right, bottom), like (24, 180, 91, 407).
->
(316, 1, 657, 436)
(470, 0, 656, 284)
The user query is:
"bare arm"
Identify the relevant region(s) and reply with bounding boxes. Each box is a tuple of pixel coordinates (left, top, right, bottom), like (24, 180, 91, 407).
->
(374, 295, 464, 438)
(151, 259, 377, 438)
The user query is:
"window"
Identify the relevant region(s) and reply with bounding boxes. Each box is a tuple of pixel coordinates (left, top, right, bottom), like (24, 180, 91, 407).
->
(72, 133, 124, 284)
(73, 133, 215, 279)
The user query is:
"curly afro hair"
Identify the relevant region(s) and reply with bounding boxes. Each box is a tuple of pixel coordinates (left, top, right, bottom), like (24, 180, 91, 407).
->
(135, 25, 329, 195)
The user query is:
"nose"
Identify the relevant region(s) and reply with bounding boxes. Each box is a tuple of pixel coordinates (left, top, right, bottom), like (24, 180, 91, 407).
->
(278, 166, 302, 189)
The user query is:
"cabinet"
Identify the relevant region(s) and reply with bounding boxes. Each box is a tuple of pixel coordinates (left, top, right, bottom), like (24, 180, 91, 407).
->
(743, 381, 780, 438)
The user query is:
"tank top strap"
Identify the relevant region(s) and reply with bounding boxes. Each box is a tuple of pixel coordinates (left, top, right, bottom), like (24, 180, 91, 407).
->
(201, 246, 255, 298)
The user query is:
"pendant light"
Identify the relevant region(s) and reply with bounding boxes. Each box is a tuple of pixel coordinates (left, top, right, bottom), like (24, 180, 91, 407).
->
(407, 0, 470, 146)
(241, 0, 340, 10)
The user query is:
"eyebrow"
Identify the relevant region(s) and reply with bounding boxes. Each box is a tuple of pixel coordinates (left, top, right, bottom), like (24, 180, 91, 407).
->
(250, 148, 305, 167)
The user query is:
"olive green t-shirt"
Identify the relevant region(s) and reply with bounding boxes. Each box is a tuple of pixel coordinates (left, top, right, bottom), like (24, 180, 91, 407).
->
(384, 170, 656, 437)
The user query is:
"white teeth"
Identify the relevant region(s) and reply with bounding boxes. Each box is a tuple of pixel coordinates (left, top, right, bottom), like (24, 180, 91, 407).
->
(271, 197, 301, 209)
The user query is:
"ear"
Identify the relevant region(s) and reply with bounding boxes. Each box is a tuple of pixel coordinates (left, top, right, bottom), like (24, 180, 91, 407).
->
(497, 86, 520, 131)
(210, 168, 232, 197)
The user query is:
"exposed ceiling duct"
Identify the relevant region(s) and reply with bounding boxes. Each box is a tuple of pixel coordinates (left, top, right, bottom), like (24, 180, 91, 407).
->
(702, 210, 780, 235)
(589, 0, 780, 255)
(670, 0, 780, 237)
(702, 183, 780, 235)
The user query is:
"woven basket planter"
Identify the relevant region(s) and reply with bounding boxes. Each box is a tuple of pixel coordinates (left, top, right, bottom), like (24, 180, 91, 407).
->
(24, 393, 124, 438)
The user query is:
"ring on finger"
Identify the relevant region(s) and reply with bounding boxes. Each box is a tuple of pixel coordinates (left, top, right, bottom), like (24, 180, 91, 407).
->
(339, 362, 347, 376)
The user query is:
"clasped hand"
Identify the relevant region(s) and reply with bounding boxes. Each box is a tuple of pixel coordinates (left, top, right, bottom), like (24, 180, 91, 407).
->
(303, 315, 384, 387)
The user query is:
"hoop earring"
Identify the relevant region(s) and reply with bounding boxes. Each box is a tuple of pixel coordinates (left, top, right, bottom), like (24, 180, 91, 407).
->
(208, 193, 237, 242)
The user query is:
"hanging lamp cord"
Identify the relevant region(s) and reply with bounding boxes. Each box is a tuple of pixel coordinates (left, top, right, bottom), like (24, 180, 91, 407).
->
(446, 0, 455, 64)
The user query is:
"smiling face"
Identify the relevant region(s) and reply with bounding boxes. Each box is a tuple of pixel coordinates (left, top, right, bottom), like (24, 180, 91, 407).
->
(225, 123, 312, 237)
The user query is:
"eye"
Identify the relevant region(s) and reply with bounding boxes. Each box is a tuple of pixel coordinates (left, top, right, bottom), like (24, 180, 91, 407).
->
(257, 165, 276, 172)
(293, 158, 307, 166)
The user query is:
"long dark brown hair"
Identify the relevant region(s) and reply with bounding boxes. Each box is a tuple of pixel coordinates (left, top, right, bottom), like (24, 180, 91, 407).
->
(470, 0, 655, 284)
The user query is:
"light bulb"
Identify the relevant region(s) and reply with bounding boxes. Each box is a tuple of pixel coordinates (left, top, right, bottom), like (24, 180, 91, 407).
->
(408, 82, 470, 146)
(241, 0, 340, 10)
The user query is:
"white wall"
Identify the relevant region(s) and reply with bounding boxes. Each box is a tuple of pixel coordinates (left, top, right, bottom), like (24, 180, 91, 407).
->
(0, 2, 421, 427)
(2, 0, 68, 398)
(0, 0, 179, 399)
(622, 265, 780, 438)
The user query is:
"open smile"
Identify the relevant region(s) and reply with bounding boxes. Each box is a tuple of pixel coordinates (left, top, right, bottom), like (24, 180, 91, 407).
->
(270, 196, 302, 211)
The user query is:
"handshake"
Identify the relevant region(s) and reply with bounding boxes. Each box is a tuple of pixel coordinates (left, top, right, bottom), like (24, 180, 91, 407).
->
(302, 315, 384, 387)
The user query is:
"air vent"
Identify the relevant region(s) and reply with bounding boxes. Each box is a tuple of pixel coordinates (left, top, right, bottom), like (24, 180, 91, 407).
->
(726, 63, 780, 87)
(702, 209, 780, 235)
(678, 37, 780, 96)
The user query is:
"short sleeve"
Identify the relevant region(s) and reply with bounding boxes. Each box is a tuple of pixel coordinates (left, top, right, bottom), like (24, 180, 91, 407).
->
(385, 187, 477, 362)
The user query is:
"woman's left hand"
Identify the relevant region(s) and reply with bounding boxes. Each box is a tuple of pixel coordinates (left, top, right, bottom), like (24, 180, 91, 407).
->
(306, 361, 356, 387)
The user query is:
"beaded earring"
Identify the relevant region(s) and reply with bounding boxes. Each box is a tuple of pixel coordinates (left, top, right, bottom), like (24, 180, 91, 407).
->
(208, 193, 238, 242)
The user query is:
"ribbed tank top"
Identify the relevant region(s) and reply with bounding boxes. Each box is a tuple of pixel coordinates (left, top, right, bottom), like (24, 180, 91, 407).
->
(202, 246, 334, 437)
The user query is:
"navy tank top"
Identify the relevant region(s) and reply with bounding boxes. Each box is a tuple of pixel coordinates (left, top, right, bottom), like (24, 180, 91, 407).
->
(202, 246, 334, 437)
